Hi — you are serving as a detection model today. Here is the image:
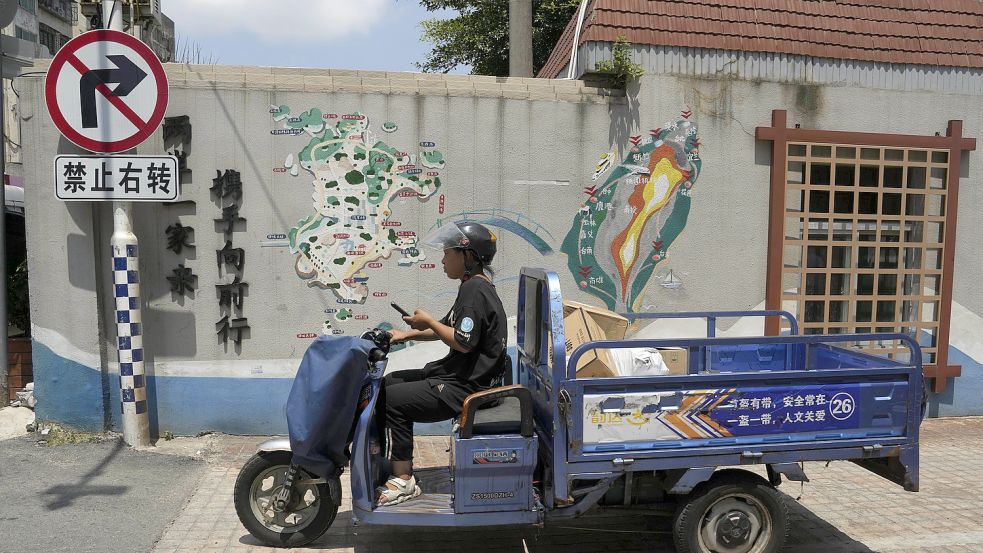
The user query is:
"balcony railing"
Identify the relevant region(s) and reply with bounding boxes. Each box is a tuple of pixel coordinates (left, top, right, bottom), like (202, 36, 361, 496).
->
(38, 0, 77, 24)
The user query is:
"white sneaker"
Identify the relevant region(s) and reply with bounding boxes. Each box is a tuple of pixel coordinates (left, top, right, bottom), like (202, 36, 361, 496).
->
(376, 475, 422, 506)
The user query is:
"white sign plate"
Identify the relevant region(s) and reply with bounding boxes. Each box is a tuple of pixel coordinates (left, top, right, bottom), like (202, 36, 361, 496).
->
(54, 155, 180, 201)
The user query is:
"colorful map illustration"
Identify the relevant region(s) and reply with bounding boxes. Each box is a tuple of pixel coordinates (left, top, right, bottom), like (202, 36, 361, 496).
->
(272, 106, 444, 302)
(561, 115, 702, 312)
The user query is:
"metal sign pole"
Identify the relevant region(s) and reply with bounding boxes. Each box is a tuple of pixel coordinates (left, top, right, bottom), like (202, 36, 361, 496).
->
(1, 47, 8, 406)
(103, 0, 149, 446)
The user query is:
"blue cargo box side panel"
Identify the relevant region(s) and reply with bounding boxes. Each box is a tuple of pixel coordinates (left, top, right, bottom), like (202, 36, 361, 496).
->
(708, 344, 797, 373)
(580, 381, 909, 453)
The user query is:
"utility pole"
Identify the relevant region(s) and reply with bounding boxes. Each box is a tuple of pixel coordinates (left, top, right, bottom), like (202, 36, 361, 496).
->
(509, 0, 533, 78)
(1, 42, 7, 406)
(103, 0, 150, 446)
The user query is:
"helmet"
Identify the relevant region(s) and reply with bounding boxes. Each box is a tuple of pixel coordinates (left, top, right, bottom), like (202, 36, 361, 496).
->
(423, 221, 497, 265)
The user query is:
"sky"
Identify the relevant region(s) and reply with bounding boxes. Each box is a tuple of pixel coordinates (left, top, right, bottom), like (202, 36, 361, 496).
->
(165, 0, 468, 73)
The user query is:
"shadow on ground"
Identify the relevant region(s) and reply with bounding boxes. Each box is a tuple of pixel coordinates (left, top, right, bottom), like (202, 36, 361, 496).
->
(41, 438, 130, 510)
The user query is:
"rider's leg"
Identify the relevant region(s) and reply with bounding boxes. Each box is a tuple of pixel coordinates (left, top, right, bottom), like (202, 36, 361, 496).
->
(376, 369, 426, 456)
(379, 379, 457, 502)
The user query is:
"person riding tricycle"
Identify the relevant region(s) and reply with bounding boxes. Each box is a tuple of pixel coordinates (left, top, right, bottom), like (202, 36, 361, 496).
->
(235, 261, 924, 553)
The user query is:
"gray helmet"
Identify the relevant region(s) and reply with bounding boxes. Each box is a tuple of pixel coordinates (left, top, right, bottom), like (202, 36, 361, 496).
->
(423, 221, 497, 265)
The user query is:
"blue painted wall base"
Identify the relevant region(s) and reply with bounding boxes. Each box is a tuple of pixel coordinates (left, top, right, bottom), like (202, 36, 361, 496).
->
(33, 337, 979, 436)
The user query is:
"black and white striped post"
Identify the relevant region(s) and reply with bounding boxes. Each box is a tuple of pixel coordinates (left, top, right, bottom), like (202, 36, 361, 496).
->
(104, 0, 150, 446)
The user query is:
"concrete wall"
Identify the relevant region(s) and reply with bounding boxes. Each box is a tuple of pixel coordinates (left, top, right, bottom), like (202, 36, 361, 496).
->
(22, 65, 638, 434)
(627, 72, 983, 416)
(19, 61, 983, 435)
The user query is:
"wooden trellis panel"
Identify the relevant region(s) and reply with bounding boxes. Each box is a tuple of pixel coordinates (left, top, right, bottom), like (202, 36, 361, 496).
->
(757, 110, 975, 393)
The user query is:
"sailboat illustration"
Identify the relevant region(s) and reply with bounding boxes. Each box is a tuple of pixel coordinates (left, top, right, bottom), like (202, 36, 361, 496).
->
(660, 269, 683, 289)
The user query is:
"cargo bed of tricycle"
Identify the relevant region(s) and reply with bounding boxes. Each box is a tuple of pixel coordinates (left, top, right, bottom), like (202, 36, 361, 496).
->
(516, 268, 924, 510)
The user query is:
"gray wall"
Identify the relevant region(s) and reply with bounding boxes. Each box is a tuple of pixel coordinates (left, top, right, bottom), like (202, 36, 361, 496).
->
(19, 60, 983, 433)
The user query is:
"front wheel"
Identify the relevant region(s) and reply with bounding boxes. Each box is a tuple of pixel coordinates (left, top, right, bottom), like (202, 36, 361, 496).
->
(673, 469, 788, 553)
(233, 451, 339, 548)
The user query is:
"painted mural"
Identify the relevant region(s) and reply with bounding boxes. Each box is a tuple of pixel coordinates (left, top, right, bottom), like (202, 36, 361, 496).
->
(561, 114, 702, 312)
(432, 209, 555, 255)
(271, 106, 445, 304)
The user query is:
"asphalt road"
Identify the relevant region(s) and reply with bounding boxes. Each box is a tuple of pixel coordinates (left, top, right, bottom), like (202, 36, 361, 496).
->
(0, 435, 205, 553)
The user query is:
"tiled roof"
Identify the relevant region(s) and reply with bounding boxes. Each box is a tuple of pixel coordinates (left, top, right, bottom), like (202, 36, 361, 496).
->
(537, 0, 983, 78)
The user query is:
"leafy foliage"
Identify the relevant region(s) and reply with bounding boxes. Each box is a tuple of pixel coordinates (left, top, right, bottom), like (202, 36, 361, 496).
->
(418, 0, 581, 76)
(593, 35, 644, 88)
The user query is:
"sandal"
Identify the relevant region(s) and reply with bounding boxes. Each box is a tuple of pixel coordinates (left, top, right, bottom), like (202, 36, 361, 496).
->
(376, 475, 422, 506)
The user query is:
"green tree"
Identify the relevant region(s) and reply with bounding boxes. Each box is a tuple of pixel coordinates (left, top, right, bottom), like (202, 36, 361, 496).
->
(419, 0, 581, 76)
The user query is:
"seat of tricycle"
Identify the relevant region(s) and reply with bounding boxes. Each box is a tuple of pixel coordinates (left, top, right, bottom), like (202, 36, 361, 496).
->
(458, 385, 535, 439)
(471, 397, 523, 436)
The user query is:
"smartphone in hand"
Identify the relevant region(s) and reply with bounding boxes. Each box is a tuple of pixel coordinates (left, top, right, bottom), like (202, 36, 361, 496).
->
(390, 302, 410, 317)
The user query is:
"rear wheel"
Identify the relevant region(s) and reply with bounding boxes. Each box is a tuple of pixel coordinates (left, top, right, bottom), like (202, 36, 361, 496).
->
(233, 451, 339, 547)
(673, 469, 788, 553)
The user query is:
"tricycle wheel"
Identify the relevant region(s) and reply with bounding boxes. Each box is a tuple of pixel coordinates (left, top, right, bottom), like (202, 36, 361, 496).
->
(673, 469, 787, 553)
(233, 451, 339, 548)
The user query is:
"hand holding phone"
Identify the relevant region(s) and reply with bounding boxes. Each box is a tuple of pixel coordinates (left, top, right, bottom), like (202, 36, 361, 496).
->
(391, 302, 410, 317)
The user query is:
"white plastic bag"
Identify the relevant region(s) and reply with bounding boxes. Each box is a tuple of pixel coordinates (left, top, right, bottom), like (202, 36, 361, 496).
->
(609, 348, 669, 377)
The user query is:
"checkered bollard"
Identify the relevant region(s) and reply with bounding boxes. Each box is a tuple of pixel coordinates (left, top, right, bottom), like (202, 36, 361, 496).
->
(112, 239, 151, 446)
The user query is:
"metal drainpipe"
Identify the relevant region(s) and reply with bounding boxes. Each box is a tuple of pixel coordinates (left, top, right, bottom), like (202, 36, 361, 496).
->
(566, 0, 589, 80)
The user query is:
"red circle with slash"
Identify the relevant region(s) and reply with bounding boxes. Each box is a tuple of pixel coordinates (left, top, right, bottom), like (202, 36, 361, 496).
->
(45, 30, 168, 153)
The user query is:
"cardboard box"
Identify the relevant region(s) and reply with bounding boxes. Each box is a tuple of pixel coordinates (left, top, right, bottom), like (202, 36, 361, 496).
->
(548, 301, 629, 378)
(563, 301, 629, 342)
(657, 347, 689, 375)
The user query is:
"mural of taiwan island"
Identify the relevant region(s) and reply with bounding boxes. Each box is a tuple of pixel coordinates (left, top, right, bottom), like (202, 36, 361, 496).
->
(272, 106, 445, 302)
(561, 114, 702, 312)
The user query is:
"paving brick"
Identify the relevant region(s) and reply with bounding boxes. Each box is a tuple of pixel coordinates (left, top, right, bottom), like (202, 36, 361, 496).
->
(152, 417, 983, 553)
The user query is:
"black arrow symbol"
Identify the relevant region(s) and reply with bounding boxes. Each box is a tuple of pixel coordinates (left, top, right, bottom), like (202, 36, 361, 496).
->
(79, 55, 147, 129)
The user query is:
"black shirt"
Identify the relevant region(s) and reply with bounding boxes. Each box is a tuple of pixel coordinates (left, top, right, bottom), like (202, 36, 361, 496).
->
(423, 277, 509, 411)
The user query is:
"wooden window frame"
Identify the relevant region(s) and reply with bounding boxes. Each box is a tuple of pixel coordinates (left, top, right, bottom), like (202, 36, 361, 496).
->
(756, 110, 975, 393)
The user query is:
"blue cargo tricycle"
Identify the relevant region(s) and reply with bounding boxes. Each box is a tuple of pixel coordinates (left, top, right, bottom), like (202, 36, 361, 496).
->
(234, 267, 923, 552)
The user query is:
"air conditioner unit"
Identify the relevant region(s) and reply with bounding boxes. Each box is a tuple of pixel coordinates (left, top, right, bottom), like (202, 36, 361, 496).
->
(78, 0, 160, 24)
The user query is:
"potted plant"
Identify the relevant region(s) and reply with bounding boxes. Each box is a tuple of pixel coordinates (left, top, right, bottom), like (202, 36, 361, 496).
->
(7, 259, 31, 404)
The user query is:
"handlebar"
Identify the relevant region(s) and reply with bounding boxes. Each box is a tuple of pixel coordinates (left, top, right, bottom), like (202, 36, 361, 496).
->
(360, 329, 392, 363)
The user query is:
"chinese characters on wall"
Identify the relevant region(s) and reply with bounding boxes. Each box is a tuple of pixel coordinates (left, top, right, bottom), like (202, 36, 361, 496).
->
(163, 116, 196, 297)
(212, 169, 249, 345)
(163, 115, 192, 183)
(165, 222, 196, 295)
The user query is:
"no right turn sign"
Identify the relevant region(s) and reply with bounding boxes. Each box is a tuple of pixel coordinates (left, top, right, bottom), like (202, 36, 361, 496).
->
(45, 30, 168, 154)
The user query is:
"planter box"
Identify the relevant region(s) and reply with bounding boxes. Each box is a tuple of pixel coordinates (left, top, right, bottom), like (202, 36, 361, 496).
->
(7, 337, 32, 403)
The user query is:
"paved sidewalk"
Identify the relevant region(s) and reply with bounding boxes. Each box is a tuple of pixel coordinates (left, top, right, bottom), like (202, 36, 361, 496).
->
(151, 417, 983, 553)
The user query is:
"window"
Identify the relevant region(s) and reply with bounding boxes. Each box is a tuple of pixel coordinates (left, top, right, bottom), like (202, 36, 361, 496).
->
(780, 142, 950, 364)
(38, 23, 69, 56)
(18, 0, 35, 14)
(15, 26, 37, 44)
(39, 23, 55, 55)
(38, 0, 76, 23)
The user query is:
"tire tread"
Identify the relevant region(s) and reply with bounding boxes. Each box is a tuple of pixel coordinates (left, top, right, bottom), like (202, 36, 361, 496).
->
(233, 451, 339, 548)
(673, 469, 788, 553)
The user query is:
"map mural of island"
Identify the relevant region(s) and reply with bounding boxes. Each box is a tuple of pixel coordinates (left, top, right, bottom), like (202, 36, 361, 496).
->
(271, 106, 444, 302)
(561, 114, 702, 312)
